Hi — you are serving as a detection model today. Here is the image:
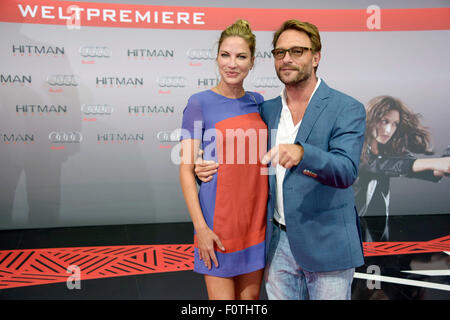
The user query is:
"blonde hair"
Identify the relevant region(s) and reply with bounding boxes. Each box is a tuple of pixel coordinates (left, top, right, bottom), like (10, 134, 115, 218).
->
(218, 19, 256, 57)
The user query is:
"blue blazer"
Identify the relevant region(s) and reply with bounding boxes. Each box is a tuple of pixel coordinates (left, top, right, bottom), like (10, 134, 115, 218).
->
(260, 80, 366, 272)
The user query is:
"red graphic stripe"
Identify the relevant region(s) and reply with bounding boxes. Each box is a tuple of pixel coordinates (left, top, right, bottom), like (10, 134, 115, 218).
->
(0, 244, 194, 290)
(362, 235, 450, 257)
(0, 236, 448, 290)
(0, 0, 448, 31)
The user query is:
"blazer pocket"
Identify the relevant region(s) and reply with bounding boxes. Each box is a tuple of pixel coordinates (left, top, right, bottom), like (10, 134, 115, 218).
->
(314, 184, 349, 212)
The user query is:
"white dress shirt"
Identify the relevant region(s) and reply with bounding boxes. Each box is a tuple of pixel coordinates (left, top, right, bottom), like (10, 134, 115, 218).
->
(274, 78, 321, 226)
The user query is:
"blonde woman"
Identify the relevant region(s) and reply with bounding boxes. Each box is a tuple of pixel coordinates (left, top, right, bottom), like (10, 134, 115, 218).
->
(179, 20, 268, 300)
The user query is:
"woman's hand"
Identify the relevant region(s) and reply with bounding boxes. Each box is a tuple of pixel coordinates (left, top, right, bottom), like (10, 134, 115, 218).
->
(432, 157, 450, 176)
(433, 157, 450, 176)
(196, 226, 225, 270)
(194, 150, 219, 183)
(413, 157, 450, 176)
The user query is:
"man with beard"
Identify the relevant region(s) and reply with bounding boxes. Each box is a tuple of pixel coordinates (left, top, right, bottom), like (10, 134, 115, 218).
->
(196, 20, 366, 299)
(259, 20, 366, 300)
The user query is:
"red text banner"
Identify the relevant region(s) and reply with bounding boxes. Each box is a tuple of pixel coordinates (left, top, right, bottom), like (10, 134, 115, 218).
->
(0, 0, 449, 31)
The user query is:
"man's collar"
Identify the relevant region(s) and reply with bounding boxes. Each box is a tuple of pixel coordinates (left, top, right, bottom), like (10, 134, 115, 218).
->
(280, 77, 322, 110)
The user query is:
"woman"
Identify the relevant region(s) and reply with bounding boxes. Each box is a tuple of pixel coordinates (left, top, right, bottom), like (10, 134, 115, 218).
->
(354, 95, 450, 241)
(179, 20, 268, 300)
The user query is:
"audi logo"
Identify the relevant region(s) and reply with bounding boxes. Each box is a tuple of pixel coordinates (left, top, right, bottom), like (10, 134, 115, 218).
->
(81, 104, 114, 115)
(157, 129, 181, 142)
(79, 46, 112, 58)
(252, 77, 281, 88)
(49, 131, 83, 143)
(47, 75, 79, 86)
(187, 48, 216, 60)
(157, 77, 186, 88)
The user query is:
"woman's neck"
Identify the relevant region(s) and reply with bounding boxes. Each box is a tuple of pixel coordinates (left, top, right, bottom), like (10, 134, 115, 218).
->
(213, 81, 245, 99)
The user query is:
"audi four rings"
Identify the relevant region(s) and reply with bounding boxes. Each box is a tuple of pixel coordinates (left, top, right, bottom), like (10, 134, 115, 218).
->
(48, 131, 83, 143)
(252, 77, 281, 88)
(186, 48, 215, 60)
(157, 130, 181, 142)
(81, 104, 114, 115)
(79, 46, 112, 58)
(157, 77, 187, 87)
(47, 75, 80, 86)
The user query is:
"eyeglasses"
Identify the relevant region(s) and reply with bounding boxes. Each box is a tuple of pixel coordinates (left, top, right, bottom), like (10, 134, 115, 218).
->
(271, 46, 312, 60)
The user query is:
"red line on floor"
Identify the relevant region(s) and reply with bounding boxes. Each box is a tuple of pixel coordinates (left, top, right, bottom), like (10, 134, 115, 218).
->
(0, 236, 448, 290)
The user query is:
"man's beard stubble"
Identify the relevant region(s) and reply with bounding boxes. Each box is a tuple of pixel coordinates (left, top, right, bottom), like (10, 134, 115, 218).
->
(276, 63, 312, 86)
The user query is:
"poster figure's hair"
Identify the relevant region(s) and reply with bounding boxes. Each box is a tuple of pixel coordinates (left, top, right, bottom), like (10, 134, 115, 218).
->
(363, 95, 433, 161)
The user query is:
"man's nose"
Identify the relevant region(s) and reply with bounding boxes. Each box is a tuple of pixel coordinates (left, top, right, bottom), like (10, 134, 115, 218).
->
(282, 50, 294, 63)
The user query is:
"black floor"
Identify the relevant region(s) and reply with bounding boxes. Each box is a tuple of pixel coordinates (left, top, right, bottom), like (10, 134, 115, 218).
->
(0, 222, 209, 300)
(0, 215, 449, 300)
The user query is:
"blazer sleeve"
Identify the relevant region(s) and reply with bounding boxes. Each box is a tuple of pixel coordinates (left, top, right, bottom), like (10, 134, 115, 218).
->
(294, 100, 366, 189)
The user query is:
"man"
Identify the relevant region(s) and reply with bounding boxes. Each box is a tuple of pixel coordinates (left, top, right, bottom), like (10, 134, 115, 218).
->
(195, 19, 365, 300)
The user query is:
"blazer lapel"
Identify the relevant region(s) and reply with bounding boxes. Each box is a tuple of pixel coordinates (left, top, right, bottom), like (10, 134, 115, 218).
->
(284, 80, 330, 180)
(267, 97, 282, 198)
(295, 80, 330, 144)
(268, 96, 283, 138)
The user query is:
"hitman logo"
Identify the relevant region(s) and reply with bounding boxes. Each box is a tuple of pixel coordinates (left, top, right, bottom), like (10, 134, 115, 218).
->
(12, 45, 65, 57)
(128, 105, 174, 116)
(254, 49, 273, 61)
(96, 76, 144, 88)
(16, 104, 67, 115)
(1, 133, 35, 144)
(127, 48, 174, 60)
(197, 78, 218, 88)
(1, 74, 32, 86)
(97, 133, 145, 143)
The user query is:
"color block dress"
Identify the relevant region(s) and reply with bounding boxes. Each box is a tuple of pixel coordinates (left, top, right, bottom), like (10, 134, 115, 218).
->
(181, 90, 268, 277)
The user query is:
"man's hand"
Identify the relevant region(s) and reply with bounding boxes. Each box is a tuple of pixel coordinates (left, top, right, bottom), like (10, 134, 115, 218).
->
(194, 150, 219, 182)
(261, 144, 304, 168)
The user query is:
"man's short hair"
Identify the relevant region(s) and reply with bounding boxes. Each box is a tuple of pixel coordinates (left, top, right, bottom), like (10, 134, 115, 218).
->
(272, 20, 322, 72)
(272, 19, 322, 54)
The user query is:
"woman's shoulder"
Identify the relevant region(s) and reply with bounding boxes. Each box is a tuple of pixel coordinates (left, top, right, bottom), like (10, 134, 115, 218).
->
(188, 89, 214, 100)
(186, 89, 216, 108)
(246, 91, 264, 104)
